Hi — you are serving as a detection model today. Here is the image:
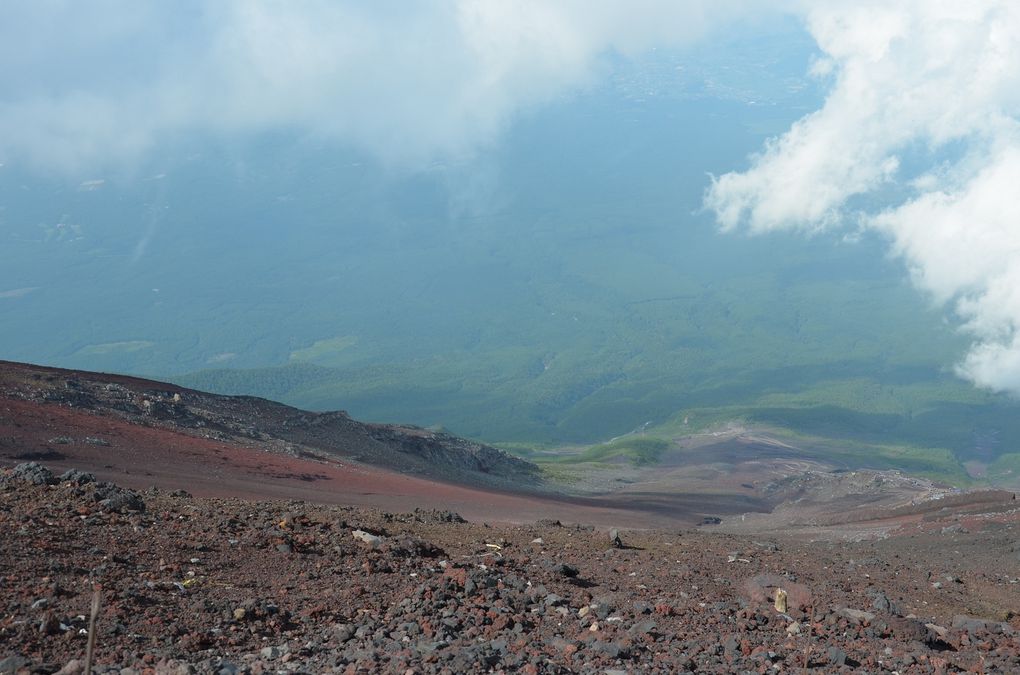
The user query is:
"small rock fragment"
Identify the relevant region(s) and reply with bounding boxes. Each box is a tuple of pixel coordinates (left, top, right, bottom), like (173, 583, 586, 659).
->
(836, 607, 876, 624)
(352, 529, 383, 548)
(59, 469, 95, 485)
(558, 563, 579, 578)
(952, 615, 1014, 635)
(827, 646, 847, 666)
(773, 588, 788, 613)
(260, 645, 285, 660)
(54, 659, 83, 675)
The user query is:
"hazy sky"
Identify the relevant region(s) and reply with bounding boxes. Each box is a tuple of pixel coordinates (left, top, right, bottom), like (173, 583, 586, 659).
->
(0, 1, 768, 170)
(3, 1, 1019, 394)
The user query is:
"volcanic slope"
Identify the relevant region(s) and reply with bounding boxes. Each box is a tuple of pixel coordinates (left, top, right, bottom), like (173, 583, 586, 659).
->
(0, 360, 610, 524)
(2, 360, 763, 528)
(4, 360, 1020, 532)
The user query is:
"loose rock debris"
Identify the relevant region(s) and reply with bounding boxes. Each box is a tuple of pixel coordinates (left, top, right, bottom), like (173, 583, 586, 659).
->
(2, 466, 1020, 673)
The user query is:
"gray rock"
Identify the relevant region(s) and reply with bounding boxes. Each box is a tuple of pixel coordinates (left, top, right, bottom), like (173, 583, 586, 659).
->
(94, 482, 145, 513)
(628, 619, 657, 636)
(260, 645, 285, 660)
(0, 656, 31, 674)
(352, 529, 383, 548)
(827, 646, 847, 666)
(869, 590, 901, 616)
(591, 598, 614, 620)
(11, 462, 57, 486)
(952, 615, 1013, 635)
(59, 469, 95, 485)
(543, 593, 565, 607)
(836, 606, 875, 624)
(334, 623, 355, 643)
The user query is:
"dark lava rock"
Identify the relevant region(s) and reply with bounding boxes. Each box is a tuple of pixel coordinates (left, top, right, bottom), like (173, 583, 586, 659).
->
(386, 535, 444, 558)
(413, 508, 466, 524)
(93, 482, 145, 513)
(952, 615, 1014, 635)
(58, 469, 95, 486)
(869, 590, 901, 616)
(9, 462, 58, 486)
(558, 564, 580, 578)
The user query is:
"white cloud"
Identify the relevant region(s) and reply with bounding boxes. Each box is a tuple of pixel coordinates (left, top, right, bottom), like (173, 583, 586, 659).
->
(0, 0, 764, 172)
(13, 1, 1018, 394)
(705, 0, 1020, 394)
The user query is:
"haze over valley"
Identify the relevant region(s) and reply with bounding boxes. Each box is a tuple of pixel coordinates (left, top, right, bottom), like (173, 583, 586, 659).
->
(5, 5, 1020, 491)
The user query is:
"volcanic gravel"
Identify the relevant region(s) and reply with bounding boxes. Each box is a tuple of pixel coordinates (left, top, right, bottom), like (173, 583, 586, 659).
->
(2, 463, 1020, 674)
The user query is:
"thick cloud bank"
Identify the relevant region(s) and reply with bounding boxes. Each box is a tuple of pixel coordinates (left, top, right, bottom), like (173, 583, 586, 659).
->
(0, 0, 756, 171)
(706, 1, 1020, 393)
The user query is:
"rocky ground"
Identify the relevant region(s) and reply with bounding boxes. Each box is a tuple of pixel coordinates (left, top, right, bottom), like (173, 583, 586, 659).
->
(3, 463, 1020, 674)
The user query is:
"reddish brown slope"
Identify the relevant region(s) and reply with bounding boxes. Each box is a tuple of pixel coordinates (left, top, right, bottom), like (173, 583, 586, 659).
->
(0, 361, 687, 527)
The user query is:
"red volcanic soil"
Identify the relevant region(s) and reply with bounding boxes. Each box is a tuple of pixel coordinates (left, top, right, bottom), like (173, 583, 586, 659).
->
(0, 395, 654, 527)
(0, 361, 697, 528)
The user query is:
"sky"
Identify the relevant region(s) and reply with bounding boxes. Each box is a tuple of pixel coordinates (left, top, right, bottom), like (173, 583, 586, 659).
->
(2, 1, 1019, 395)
